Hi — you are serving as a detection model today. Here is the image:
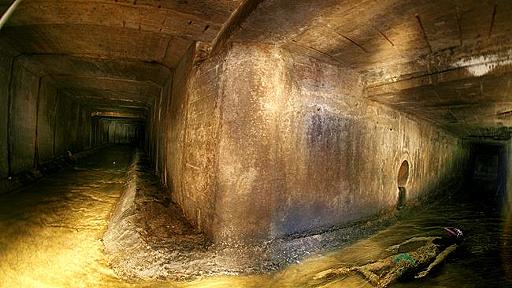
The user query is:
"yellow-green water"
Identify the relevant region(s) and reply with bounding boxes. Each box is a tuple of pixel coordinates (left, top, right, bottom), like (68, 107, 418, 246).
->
(0, 146, 510, 287)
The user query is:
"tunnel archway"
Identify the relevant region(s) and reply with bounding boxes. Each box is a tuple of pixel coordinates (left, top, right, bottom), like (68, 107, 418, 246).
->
(397, 160, 409, 209)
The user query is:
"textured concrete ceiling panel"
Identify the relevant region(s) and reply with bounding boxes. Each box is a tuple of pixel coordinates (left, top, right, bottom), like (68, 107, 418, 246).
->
(0, 0, 242, 119)
(89, 0, 240, 23)
(3, 1, 219, 41)
(0, 0, 242, 67)
(62, 90, 152, 107)
(2, 25, 179, 62)
(229, 0, 512, 72)
(367, 60, 512, 137)
(55, 75, 161, 105)
(19, 55, 171, 86)
(78, 97, 151, 108)
(0, 0, 241, 30)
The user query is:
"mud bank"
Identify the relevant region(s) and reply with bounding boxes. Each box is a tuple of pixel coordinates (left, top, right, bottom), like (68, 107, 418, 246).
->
(103, 151, 404, 281)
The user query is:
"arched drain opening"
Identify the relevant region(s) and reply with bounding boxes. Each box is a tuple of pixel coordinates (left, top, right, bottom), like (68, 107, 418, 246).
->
(397, 160, 409, 209)
(397, 187, 406, 209)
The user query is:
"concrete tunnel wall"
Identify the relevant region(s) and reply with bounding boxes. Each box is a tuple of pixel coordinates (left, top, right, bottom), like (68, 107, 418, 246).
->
(148, 43, 471, 245)
(0, 50, 145, 194)
(0, 55, 85, 184)
(0, 36, 472, 244)
(146, 64, 174, 186)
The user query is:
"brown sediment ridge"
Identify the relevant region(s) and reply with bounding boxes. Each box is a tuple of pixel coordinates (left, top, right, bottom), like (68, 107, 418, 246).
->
(103, 150, 400, 280)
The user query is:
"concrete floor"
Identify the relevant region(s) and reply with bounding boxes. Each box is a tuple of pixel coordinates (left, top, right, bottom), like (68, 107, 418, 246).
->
(0, 145, 135, 287)
(0, 145, 510, 288)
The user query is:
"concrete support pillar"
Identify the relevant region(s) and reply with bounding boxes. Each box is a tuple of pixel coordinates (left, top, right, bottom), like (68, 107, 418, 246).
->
(213, 44, 287, 244)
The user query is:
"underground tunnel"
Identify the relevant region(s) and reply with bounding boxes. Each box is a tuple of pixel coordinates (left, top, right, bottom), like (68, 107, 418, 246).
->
(0, 0, 511, 287)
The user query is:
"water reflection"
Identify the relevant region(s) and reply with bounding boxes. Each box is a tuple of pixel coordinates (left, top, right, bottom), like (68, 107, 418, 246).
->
(0, 146, 510, 287)
(0, 146, 137, 287)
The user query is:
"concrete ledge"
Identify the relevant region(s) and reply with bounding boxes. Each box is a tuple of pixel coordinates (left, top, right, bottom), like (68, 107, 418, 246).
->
(103, 151, 287, 280)
(103, 151, 211, 280)
(102, 152, 425, 280)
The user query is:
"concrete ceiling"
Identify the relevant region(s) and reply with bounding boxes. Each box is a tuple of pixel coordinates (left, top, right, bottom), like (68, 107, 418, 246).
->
(222, 0, 512, 140)
(17, 54, 171, 119)
(1, 0, 240, 65)
(0, 0, 242, 117)
(229, 1, 511, 69)
(2, 0, 512, 140)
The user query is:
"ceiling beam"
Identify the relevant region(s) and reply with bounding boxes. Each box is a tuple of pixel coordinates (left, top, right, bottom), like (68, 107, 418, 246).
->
(1, 1, 223, 41)
(17, 54, 171, 86)
(365, 49, 512, 99)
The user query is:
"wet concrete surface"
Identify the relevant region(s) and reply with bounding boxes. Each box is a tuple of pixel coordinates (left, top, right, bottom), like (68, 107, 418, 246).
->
(102, 149, 398, 281)
(0, 145, 137, 287)
(0, 145, 510, 287)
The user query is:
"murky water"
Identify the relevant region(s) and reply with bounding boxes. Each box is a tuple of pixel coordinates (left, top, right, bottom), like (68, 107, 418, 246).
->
(0, 145, 510, 287)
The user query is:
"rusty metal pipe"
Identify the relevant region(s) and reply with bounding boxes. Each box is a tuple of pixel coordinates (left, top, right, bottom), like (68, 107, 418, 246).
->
(0, 0, 23, 31)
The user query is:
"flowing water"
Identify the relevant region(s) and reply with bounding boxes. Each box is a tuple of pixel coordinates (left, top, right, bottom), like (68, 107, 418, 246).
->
(0, 145, 510, 288)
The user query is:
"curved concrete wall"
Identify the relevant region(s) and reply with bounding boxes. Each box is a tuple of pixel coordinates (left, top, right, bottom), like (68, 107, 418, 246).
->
(149, 43, 470, 245)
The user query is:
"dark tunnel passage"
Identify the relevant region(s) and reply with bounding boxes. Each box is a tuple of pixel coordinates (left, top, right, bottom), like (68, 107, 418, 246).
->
(0, 0, 512, 287)
(467, 143, 509, 203)
(91, 116, 145, 147)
